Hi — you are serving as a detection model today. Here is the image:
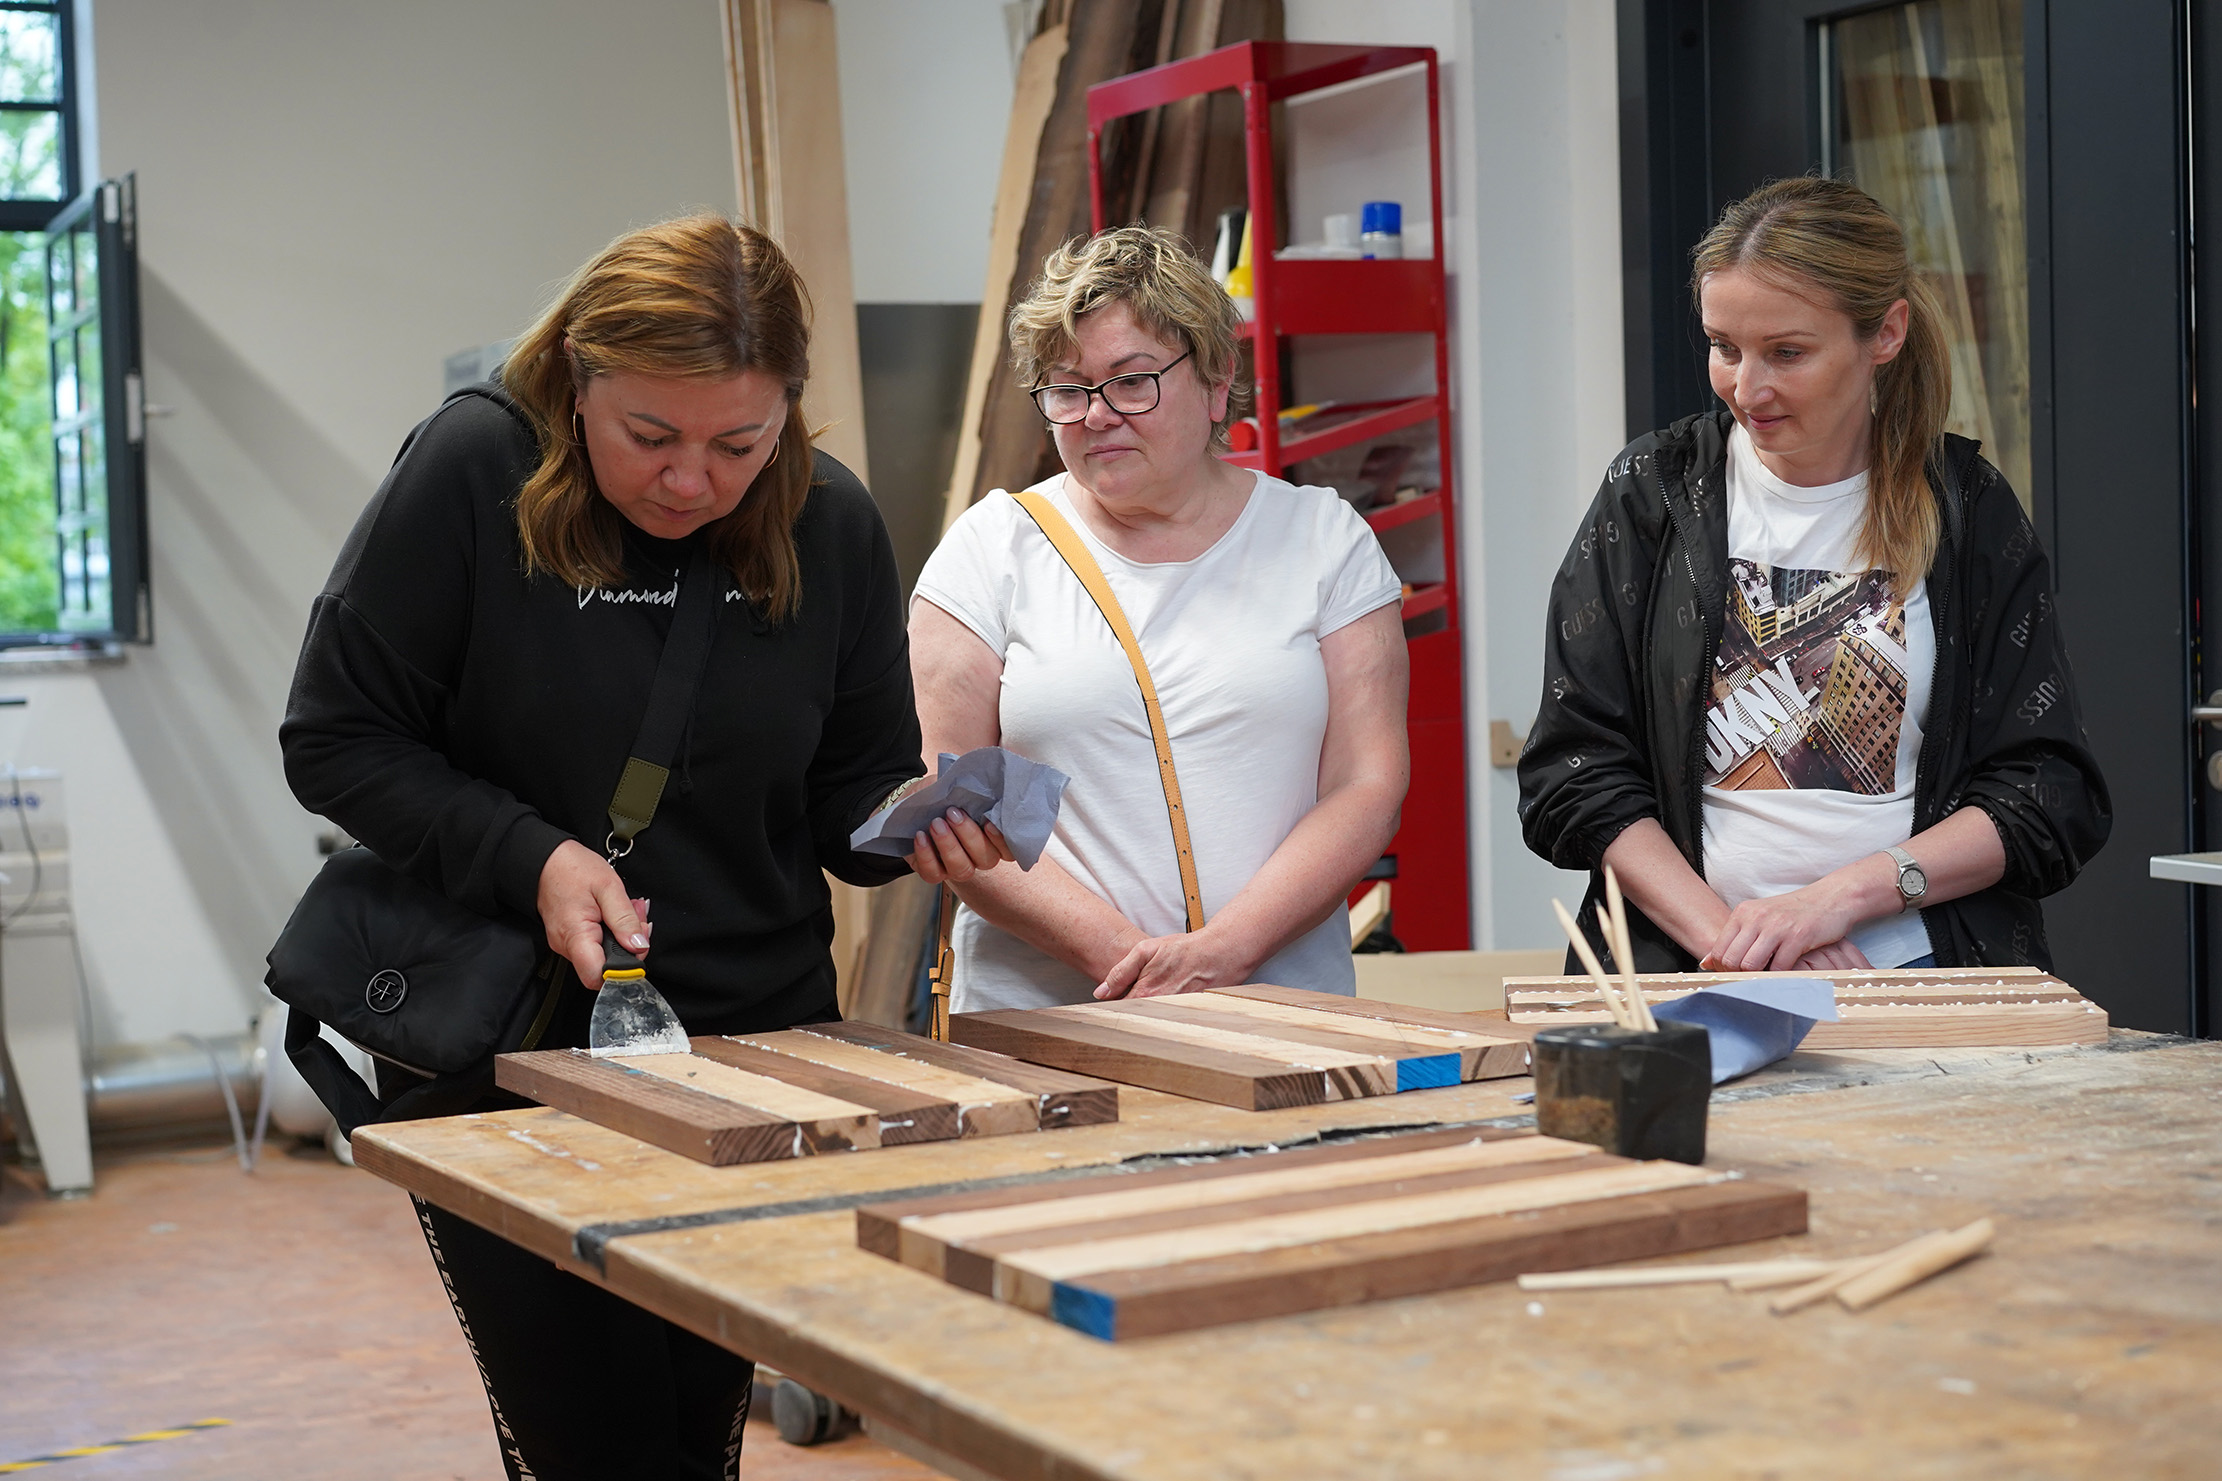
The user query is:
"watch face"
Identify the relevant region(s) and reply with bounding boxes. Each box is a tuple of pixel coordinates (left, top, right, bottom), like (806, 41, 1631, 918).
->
(1902, 865, 1928, 899)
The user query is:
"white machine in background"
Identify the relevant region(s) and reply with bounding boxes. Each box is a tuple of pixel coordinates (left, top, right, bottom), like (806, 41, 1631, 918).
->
(0, 763, 92, 1196)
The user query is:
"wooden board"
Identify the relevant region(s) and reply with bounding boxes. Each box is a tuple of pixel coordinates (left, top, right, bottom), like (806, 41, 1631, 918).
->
(494, 1026, 1118, 1167)
(858, 1129, 1807, 1339)
(1504, 968, 2110, 1047)
(949, 984, 1532, 1110)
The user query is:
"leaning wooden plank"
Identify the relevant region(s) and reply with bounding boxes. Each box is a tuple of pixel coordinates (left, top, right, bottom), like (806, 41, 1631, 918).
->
(1048, 1179, 1810, 1340)
(951, 1008, 1336, 1110)
(1143, 994, 1503, 1078)
(729, 1030, 1038, 1138)
(614, 1053, 882, 1153)
(495, 1050, 811, 1166)
(1031, 1004, 1409, 1098)
(686, 1035, 959, 1145)
(801, 1021, 1119, 1128)
(993, 1160, 1727, 1311)
(855, 1125, 1516, 1260)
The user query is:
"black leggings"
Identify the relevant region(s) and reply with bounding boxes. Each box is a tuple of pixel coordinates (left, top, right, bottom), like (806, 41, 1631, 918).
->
(413, 1198, 755, 1480)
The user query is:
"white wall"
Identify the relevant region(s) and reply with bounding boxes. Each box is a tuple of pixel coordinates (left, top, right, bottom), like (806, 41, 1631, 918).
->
(832, 0, 1012, 303)
(1284, 0, 1621, 949)
(36, 0, 740, 1049)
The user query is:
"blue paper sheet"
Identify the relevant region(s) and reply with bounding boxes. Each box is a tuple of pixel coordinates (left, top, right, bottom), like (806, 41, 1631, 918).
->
(1651, 976, 1841, 1084)
(848, 747, 1069, 870)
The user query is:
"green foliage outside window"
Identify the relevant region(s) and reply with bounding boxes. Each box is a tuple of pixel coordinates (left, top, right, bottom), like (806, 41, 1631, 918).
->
(0, 4, 63, 633)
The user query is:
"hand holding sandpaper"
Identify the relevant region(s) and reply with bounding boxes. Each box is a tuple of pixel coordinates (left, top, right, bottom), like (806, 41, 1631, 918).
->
(851, 746, 1070, 870)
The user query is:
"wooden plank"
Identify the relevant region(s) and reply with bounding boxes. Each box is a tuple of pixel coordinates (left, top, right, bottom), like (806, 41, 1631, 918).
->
(1035, 1003, 1408, 1097)
(951, 1008, 1336, 1110)
(1054, 1179, 1810, 1340)
(685, 1035, 959, 1145)
(727, 1030, 1039, 1139)
(598, 1052, 880, 1154)
(1154, 993, 1508, 1077)
(902, 1142, 1607, 1292)
(495, 1050, 810, 1166)
(1503, 970, 2109, 1048)
(854, 1125, 1521, 1260)
(938, 20, 1068, 539)
(801, 1021, 1120, 1128)
(994, 1160, 1728, 1305)
(1208, 984, 1539, 1072)
(1092, 997, 1463, 1086)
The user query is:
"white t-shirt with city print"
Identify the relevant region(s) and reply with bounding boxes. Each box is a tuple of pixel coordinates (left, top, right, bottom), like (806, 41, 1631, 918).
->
(1699, 423, 1935, 968)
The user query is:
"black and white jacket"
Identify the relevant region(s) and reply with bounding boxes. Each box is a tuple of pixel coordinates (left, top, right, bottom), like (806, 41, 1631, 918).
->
(1517, 409, 2110, 972)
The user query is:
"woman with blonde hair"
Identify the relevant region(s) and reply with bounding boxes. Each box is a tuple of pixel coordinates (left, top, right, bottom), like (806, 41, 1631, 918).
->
(281, 216, 1005, 1479)
(1520, 175, 2107, 974)
(912, 225, 1410, 1006)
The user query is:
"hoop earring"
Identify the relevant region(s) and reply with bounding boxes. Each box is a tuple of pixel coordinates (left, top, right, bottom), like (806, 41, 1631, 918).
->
(765, 437, 781, 468)
(572, 411, 587, 449)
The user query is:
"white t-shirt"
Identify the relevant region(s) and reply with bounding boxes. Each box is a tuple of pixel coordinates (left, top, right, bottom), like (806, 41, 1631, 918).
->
(1700, 424, 1935, 968)
(914, 471, 1403, 1010)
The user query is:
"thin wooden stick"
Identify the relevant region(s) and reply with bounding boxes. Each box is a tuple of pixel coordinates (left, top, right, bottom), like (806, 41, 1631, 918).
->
(1836, 1218, 1994, 1311)
(1769, 1230, 1953, 1314)
(1551, 898, 1629, 1028)
(1517, 1259, 1844, 1291)
(1730, 1263, 1854, 1291)
(1601, 866, 1657, 1032)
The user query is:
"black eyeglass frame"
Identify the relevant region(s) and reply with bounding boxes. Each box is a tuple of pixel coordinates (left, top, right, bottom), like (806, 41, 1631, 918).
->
(1028, 349, 1195, 425)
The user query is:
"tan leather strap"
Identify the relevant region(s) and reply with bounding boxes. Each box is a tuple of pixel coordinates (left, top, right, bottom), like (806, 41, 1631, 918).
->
(1011, 488, 1206, 932)
(928, 884, 958, 1042)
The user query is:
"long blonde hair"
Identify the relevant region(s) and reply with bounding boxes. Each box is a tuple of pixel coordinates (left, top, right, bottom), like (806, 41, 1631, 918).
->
(1692, 176, 1950, 577)
(502, 215, 816, 619)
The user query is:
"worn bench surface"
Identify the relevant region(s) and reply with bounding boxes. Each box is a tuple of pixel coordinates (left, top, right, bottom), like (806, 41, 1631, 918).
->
(355, 1034, 2222, 1480)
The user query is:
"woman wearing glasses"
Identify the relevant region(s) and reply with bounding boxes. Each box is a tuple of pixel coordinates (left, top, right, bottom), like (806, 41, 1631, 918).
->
(910, 226, 1410, 1007)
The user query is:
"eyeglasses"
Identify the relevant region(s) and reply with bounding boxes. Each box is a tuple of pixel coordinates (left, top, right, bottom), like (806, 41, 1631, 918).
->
(1028, 350, 1193, 425)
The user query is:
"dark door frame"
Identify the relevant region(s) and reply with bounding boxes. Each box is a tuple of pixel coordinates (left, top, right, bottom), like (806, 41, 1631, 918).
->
(1616, 0, 2208, 1036)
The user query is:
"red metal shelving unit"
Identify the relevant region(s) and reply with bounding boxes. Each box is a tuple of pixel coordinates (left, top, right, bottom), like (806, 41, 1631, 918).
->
(1087, 41, 1471, 950)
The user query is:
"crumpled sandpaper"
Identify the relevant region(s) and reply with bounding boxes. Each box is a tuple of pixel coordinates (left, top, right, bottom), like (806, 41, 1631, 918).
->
(1652, 976, 1841, 1084)
(849, 746, 1069, 870)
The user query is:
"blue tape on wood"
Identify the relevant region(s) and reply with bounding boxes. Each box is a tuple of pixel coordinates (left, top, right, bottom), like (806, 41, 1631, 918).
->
(1396, 1054, 1460, 1092)
(1051, 1282, 1118, 1340)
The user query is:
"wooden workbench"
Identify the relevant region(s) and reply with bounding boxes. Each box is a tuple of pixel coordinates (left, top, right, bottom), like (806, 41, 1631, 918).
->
(355, 1035, 2222, 1479)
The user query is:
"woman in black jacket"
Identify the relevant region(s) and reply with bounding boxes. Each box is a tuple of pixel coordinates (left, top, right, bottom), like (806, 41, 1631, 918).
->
(281, 217, 1006, 1481)
(1519, 177, 2107, 975)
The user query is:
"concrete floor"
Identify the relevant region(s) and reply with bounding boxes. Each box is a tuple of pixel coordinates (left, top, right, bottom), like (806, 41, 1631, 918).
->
(0, 1134, 943, 1480)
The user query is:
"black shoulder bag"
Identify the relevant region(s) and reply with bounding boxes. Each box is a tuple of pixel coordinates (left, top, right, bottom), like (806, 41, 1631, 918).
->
(267, 542, 721, 1135)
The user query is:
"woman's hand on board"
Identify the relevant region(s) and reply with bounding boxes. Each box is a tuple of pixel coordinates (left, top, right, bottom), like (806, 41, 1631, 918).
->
(906, 808, 1015, 884)
(1700, 880, 1871, 972)
(538, 840, 651, 988)
(1093, 926, 1261, 1000)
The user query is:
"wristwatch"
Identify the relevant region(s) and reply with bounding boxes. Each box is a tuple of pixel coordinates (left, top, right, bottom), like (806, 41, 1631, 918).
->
(1885, 846, 1928, 907)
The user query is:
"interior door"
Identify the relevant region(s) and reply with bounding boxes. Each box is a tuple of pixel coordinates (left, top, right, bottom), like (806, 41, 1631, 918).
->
(1619, 0, 2203, 1033)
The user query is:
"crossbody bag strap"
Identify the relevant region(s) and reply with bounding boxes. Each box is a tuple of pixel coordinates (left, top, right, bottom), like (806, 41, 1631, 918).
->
(1011, 488, 1205, 932)
(605, 541, 722, 860)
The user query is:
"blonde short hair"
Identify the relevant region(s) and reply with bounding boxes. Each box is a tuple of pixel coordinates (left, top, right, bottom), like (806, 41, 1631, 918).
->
(1008, 226, 1249, 440)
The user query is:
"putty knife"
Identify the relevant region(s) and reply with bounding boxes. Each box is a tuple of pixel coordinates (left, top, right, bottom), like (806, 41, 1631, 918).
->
(587, 927, 691, 1058)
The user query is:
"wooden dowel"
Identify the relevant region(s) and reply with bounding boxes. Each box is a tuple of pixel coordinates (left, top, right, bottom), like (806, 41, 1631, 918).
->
(1601, 866, 1657, 1032)
(1551, 899, 1629, 1028)
(1517, 1259, 1843, 1291)
(1769, 1230, 1952, 1314)
(1729, 1263, 1853, 1291)
(1836, 1218, 1994, 1311)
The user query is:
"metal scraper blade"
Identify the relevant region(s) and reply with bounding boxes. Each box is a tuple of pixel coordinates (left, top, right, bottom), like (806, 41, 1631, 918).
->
(587, 928, 691, 1058)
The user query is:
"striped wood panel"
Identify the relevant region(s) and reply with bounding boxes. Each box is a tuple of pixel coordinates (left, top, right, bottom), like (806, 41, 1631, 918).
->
(1503, 968, 2109, 1048)
(858, 1129, 1807, 1339)
(494, 1025, 1119, 1167)
(949, 985, 1533, 1110)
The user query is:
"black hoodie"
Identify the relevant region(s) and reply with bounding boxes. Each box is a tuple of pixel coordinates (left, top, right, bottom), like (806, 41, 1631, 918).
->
(1518, 409, 2110, 972)
(280, 386, 924, 1032)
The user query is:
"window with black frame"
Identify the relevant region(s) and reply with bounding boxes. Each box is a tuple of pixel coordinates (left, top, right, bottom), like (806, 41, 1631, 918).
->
(0, 1, 145, 644)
